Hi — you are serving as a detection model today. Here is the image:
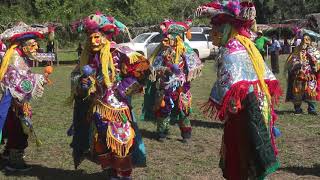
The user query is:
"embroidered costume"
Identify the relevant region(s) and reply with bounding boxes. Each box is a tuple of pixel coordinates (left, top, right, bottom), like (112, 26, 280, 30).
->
(142, 20, 203, 142)
(196, 1, 282, 179)
(70, 13, 149, 179)
(285, 33, 320, 115)
(0, 22, 50, 171)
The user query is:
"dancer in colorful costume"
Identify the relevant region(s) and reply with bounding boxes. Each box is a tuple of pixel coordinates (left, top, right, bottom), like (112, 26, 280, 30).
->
(142, 20, 203, 142)
(0, 22, 50, 171)
(70, 12, 149, 179)
(285, 32, 320, 115)
(196, 1, 282, 179)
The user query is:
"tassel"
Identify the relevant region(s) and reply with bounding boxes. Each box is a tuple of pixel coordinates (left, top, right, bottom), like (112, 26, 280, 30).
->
(100, 40, 115, 87)
(93, 100, 132, 122)
(186, 30, 192, 40)
(106, 125, 135, 157)
(128, 52, 145, 64)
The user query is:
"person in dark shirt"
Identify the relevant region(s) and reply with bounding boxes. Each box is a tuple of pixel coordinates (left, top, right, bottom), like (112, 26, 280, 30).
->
(76, 43, 83, 64)
(46, 41, 54, 53)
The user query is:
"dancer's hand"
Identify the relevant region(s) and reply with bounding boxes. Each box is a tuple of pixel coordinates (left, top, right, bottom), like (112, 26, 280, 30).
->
(80, 77, 90, 89)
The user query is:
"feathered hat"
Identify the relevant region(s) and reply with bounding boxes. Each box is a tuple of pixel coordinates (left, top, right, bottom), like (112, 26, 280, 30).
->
(196, 0, 256, 37)
(72, 12, 127, 38)
(0, 22, 49, 43)
(159, 19, 192, 39)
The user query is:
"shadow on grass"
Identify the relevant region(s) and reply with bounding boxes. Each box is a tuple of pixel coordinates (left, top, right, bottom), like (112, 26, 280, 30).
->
(139, 129, 158, 140)
(280, 164, 320, 177)
(1, 164, 108, 180)
(139, 119, 223, 140)
(191, 119, 223, 129)
(274, 110, 295, 115)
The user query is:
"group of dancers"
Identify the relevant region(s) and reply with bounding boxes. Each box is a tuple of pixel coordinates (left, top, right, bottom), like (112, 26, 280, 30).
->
(0, 0, 319, 179)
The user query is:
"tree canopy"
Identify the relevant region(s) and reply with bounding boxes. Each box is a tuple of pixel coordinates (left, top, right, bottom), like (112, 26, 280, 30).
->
(0, 0, 319, 46)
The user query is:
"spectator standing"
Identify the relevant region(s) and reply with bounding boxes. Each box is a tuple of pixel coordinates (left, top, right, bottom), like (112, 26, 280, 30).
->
(76, 43, 83, 63)
(46, 41, 55, 53)
(255, 30, 270, 60)
(283, 38, 291, 54)
(270, 36, 281, 74)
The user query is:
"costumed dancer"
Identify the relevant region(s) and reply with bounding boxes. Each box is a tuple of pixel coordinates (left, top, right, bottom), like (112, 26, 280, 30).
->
(69, 12, 149, 179)
(0, 22, 51, 171)
(0, 39, 6, 62)
(142, 20, 203, 142)
(285, 32, 320, 115)
(196, 1, 282, 179)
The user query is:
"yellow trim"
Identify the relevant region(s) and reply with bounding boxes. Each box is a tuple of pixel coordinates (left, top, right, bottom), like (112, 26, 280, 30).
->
(128, 51, 145, 64)
(93, 100, 132, 122)
(100, 40, 115, 87)
(175, 36, 185, 64)
(0, 44, 18, 81)
(234, 34, 271, 103)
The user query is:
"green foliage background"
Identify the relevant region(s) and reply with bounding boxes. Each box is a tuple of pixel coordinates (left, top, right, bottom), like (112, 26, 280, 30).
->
(0, 0, 320, 46)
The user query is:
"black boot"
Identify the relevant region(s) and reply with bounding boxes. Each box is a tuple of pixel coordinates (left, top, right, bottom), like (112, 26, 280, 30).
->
(181, 131, 191, 144)
(157, 132, 167, 142)
(294, 105, 303, 115)
(5, 149, 32, 172)
(1, 149, 9, 160)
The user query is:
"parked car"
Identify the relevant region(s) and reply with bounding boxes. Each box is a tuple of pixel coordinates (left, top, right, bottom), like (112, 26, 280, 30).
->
(119, 30, 211, 60)
(201, 26, 219, 58)
(119, 32, 160, 58)
(185, 32, 210, 59)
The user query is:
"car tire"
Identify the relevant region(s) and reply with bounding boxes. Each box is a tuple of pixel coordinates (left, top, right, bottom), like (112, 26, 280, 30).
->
(193, 49, 199, 57)
(193, 49, 204, 62)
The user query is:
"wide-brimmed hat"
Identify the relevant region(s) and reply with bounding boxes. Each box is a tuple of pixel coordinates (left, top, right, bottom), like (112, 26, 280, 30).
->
(196, 0, 256, 28)
(0, 22, 49, 43)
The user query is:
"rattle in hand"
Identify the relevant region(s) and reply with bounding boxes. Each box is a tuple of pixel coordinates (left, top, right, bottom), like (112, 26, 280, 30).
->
(44, 65, 54, 85)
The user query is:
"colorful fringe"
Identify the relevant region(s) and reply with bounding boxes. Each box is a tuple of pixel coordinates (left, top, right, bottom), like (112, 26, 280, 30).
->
(128, 51, 145, 65)
(186, 66, 203, 82)
(179, 91, 192, 113)
(107, 126, 135, 157)
(93, 100, 132, 122)
(201, 80, 282, 121)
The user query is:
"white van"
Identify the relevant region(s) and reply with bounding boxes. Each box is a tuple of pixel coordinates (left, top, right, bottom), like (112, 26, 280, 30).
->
(120, 30, 211, 60)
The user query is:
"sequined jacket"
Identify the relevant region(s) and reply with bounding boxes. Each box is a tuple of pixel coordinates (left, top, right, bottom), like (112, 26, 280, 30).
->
(0, 49, 45, 102)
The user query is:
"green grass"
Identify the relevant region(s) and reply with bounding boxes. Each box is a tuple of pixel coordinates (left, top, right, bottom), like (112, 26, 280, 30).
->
(0, 55, 320, 179)
(56, 51, 78, 62)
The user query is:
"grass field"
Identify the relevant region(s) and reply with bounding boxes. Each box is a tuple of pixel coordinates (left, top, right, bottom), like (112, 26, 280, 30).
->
(57, 51, 78, 62)
(0, 55, 320, 180)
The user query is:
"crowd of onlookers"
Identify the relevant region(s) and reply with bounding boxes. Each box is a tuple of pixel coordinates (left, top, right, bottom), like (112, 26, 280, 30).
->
(254, 31, 320, 74)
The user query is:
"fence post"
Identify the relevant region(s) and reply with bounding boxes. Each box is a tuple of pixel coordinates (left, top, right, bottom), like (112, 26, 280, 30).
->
(55, 40, 59, 66)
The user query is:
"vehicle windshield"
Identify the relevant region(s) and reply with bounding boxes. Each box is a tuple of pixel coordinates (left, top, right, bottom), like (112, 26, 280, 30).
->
(132, 34, 151, 43)
(189, 34, 207, 41)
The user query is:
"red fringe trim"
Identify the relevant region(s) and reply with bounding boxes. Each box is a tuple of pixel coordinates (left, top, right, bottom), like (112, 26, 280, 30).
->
(201, 80, 283, 121)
